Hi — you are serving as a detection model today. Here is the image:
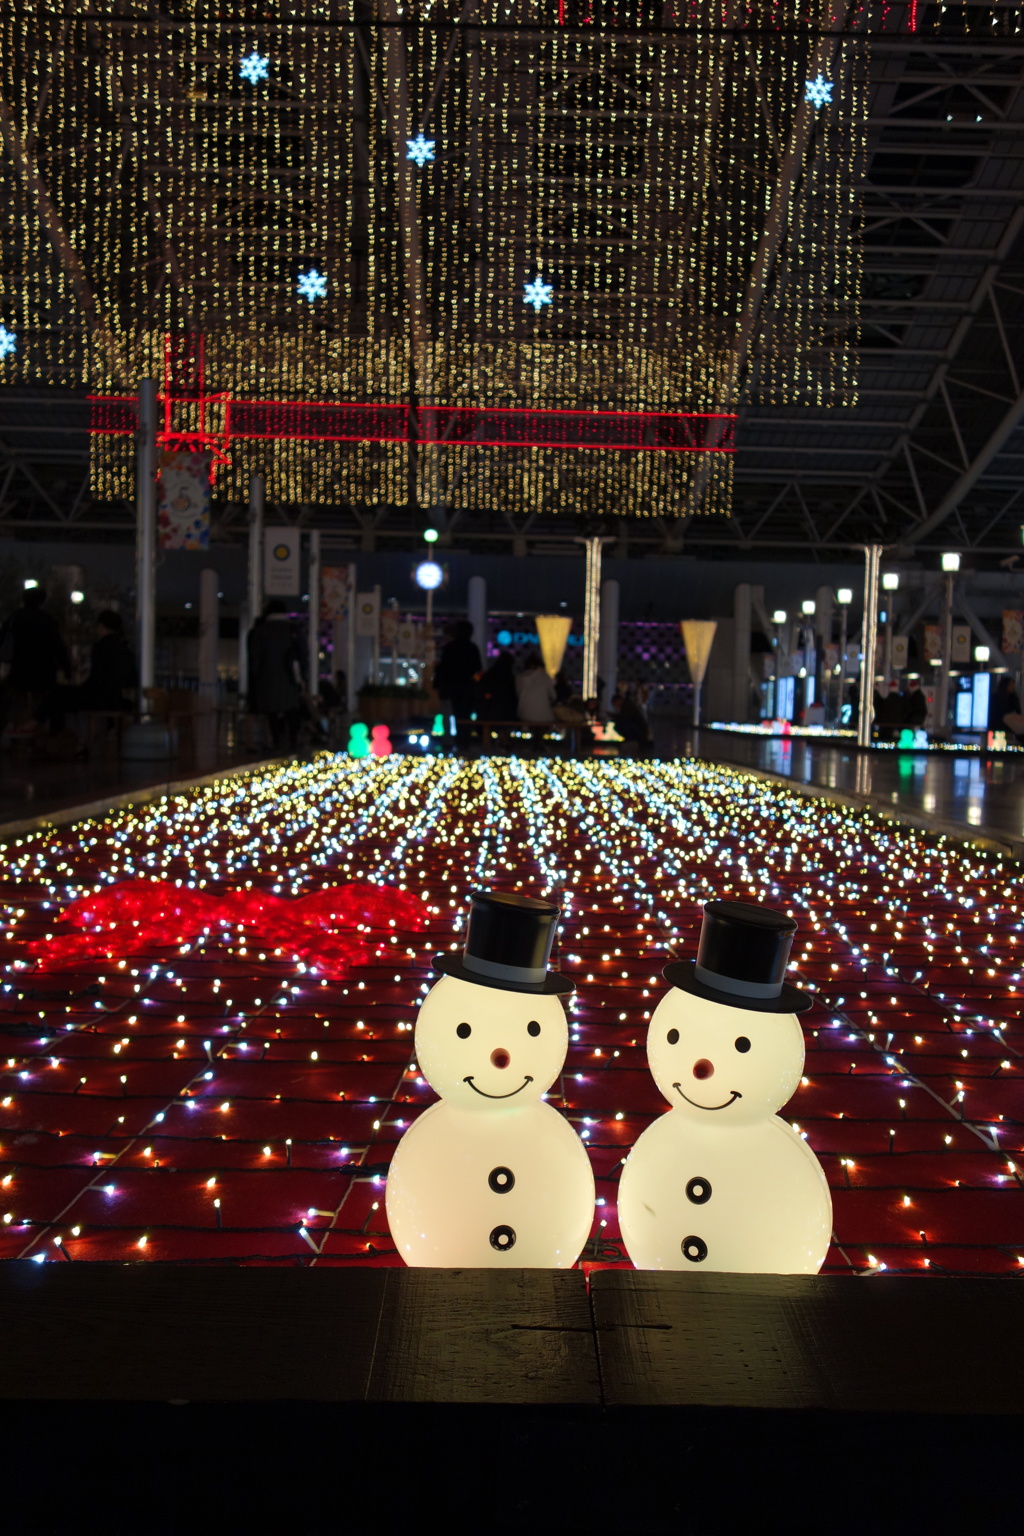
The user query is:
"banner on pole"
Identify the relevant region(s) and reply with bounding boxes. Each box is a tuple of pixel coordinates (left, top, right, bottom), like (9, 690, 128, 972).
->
(264, 527, 300, 595)
(951, 625, 972, 665)
(355, 591, 380, 638)
(320, 565, 353, 623)
(1003, 610, 1024, 655)
(157, 450, 211, 550)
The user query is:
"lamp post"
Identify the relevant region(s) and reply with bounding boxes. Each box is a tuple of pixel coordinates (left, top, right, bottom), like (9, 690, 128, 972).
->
(881, 571, 899, 686)
(771, 609, 787, 718)
(934, 552, 959, 737)
(836, 587, 852, 726)
(857, 546, 882, 749)
(800, 599, 817, 715)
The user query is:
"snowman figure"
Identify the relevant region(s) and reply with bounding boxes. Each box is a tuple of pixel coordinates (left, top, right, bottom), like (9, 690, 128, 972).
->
(619, 900, 832, 1274)
(386, 890, 595, 1267)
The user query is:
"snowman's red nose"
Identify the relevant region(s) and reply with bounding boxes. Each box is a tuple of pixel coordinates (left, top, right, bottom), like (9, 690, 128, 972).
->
(490, 1049, 510, 1070)
(693, 1059, 714, 1080)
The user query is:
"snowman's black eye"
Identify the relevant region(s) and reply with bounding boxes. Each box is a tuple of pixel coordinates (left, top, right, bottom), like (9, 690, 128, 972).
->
(456, 1023, 471, 1039)
(527, 1020, 541, 1037)
(666, 1028, 679, 1045)
(735, 1036, 751, 1053)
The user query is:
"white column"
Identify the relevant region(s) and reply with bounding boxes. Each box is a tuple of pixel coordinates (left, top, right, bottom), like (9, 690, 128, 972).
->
(134, 377, 158, 712)
(467, 574, 487, 662)
(577, 537, 609, 701)
(857, 545, 882, 748)
(599, 579, 619, 712)
(307, 529, 321, 698)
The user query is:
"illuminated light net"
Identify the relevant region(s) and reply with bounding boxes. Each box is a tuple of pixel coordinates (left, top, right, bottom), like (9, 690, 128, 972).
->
(0, 755, 1020, 1274)
(1, 1, 872, 515)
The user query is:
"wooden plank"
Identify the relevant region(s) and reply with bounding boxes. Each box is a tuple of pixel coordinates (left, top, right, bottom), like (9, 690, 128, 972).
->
(591, 1270, 1024, 1415)
(369, 1268, 599, 1405)
(0, 1263, 599, 1405)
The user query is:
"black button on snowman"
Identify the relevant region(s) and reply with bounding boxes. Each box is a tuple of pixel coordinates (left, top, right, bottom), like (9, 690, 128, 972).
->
(385, 891, 595, 1268)
(618, 900, 833, 1273)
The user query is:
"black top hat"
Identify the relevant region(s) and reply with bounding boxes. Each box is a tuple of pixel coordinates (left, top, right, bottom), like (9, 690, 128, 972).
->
(435, 890, 574, 995)
(663, 900, 811, 1014)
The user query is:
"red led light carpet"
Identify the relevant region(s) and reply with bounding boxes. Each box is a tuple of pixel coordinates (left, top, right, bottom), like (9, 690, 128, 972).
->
(0, 756, 1020, 1275)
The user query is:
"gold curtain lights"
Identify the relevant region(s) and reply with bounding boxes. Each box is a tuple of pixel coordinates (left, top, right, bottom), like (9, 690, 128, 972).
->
(1, 1, 978, 517)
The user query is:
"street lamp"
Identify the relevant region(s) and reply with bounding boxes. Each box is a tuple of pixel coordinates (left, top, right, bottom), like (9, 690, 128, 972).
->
(835, 588, 853, 725)
(769, 611, 787, 718)
(935, 554, 960, 735)
(799, 601, 817, 714)
(881, 572, 899, 685)
(415, 558, 444, 629)
(975, 645, 990, 664)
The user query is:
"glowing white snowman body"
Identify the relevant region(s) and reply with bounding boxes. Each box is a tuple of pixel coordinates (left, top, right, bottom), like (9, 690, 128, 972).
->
(386, 974, 595, 1267)
(619, 988, 832, 1273)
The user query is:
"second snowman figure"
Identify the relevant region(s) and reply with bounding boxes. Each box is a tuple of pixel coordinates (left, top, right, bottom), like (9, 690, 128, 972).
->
(619, 900, 832, 1273)
(386, 890, 595, 1267)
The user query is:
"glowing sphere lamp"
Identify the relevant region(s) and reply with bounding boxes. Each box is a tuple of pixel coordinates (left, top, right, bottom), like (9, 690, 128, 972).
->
(619, 900, 832, 1274)
(386, 890, 595, 1267)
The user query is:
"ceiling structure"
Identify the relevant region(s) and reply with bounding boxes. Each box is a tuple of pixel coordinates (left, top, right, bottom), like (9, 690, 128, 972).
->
(1, 0, 1022, 563)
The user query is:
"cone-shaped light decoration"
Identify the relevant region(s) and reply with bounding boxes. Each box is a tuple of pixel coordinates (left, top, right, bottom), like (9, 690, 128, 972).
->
(536, 615, 572, 679)
(681, 620, 718, 727)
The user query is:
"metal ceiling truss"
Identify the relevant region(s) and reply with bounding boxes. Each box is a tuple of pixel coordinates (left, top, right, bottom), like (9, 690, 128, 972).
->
(2, 5, 1024, 561)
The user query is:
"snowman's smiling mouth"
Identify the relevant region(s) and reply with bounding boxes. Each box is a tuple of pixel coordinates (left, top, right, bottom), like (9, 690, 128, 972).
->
(673, 1084, 742, 1111)
(464, 1075, 533, 1099)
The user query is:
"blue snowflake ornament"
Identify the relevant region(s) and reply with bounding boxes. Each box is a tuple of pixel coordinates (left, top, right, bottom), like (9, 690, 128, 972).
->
(804, 75, 833, 110)
(297, 268, 328, 303)
(523, 277, 554, 312)
(239, 52, 270, 85)
(0, 325, 16, 360)
(406, 134, 436, 166)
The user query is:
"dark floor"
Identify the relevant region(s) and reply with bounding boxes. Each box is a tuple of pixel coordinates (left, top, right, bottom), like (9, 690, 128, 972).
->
(658, 720, 1024, 849)
(0, 743, 274, 830)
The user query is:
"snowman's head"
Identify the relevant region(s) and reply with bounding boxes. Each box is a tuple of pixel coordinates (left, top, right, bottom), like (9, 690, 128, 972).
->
(647, 987, 805, 1125)
(414, 974, 568, 1105)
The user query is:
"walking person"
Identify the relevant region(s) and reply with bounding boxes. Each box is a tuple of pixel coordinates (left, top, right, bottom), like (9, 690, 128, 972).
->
(0, 586, 71, 734)
(247, 599, 303, 752)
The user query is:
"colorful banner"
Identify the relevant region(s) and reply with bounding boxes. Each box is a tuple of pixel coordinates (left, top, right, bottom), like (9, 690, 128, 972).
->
(320, 565, 352, 623)
(1003, 610, 1024, 655)
(157, 450, 211, 549)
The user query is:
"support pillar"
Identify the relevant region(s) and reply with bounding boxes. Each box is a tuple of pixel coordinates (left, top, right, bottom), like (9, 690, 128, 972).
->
(732, 583, 752, 723)
(935, 572, 956, 737)
(197, 567, 219, 766)
(307, 529, 321, 699)
(134, 377, 157, 714)
(198, 569, 219, 710)
(857, 545, 882, 749)
(599, 579, 620, 714)
(242, 474, 264, 699)
(577, 536, 612, 703)
(467, 574, 487, 664)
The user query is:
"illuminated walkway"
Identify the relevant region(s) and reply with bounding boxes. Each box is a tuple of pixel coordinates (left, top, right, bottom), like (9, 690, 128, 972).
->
(0, 754, 1020, 1275)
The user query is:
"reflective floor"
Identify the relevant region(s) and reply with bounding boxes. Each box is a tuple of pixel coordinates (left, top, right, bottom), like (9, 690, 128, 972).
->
(659, 721, 1024, 846)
